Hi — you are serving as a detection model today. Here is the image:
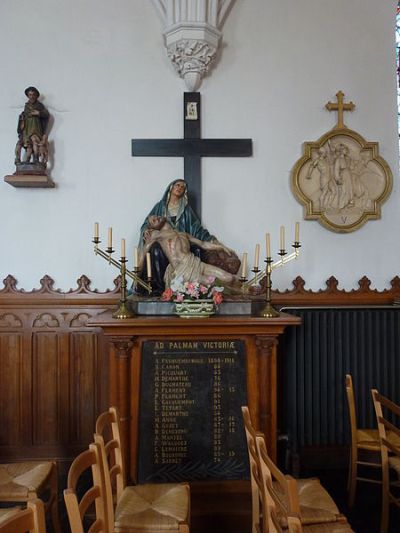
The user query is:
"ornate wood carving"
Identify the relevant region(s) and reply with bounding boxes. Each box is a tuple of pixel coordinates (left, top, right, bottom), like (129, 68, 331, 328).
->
(33, 313, 60, 328)
(0, 274, 121, 305)
(255, 335, 277, 357)
(70, 313, 93, 327)
(271, 275, 400, 306)
(2, 273, 400, 306)
(0, 313, 23, 327)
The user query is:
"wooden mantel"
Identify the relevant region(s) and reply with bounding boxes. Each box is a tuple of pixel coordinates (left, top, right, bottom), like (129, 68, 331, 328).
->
(88, 310, 301, 482)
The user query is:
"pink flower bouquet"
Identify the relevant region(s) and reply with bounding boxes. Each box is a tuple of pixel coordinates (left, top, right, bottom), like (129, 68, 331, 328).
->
(161, 276, 224, 306)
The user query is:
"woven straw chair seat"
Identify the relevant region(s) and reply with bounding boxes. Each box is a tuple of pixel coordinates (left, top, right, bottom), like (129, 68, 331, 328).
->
(115, 483, 189, 531)
(0, 462, 53, 498)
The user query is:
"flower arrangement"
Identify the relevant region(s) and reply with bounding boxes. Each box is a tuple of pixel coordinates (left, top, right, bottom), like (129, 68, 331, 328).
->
(161, 276, 224, 306)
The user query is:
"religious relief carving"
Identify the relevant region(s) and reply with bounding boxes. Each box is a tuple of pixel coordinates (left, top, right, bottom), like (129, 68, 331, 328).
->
(292, 91, 392, 232)
(4, 87, 54, 188)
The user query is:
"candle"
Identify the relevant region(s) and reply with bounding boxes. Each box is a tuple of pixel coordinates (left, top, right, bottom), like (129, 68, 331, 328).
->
(266, 233, 271, 258)
(134, 247, 139, 268)
(254, 244, 260, 269)
(146, 252, 152, 278)
(94, 222, 99, 239)
(295, 221, 300, 243)
(280, 226, 285, 250)
(121, 238, 126, 258)
(108, 227, 112, 248)
(241, 252, 248, 278)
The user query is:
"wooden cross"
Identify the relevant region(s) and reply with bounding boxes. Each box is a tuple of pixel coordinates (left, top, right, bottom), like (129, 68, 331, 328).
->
(131, 92, 252, 217)
(325, 90, 355, 129)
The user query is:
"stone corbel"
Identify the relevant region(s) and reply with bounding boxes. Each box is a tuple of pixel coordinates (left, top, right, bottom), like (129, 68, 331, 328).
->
(152, 0, 235, 91)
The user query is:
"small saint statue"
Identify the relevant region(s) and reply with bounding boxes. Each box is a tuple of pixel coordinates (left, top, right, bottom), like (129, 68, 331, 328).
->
(15, 86, 50, 170)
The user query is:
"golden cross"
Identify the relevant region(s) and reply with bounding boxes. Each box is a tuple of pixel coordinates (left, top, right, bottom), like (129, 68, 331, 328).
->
(325, 91, 355, 129)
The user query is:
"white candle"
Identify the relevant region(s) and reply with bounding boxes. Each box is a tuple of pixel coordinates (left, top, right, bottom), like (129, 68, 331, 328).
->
(295, 222, 300, 243)
(254, 244, 260, 269)
(108, 227, 112, 248)
(134, 247, 139, 268)
(121, 238, 126, 257)
(241, 252, 248, 278)
(146, 252, 152, 278)
(280, 226, 285, 250)
(266, 233, 271, 258)
(94, 222, 99, 239)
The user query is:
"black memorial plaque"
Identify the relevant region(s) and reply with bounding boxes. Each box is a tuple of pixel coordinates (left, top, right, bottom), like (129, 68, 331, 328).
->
(138, 339, 249, 483)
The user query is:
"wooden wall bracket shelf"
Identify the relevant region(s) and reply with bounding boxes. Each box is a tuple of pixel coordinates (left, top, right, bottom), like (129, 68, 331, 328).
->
(4, 174, 55, 188)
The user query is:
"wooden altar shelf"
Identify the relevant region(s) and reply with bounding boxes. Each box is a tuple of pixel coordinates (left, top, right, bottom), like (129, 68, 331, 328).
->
(87, 310, 301, 483)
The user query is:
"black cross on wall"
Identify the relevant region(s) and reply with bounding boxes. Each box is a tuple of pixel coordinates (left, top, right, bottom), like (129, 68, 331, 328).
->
(131, 92, 253, 217)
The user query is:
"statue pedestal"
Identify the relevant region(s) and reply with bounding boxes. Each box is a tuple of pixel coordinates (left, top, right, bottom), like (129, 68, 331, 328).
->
(5, 162, 54, 188)
(4, 173, 55, 188)
(129, 295, 253, 315)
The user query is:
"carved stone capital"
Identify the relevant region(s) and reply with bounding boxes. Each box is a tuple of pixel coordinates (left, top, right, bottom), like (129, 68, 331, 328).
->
(255, 336, 277, 358)
(152, 1, 235, 90)
(166, 36, 218, 91)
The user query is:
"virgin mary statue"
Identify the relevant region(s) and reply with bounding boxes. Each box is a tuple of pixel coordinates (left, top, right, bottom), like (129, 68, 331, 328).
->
(139, 179, 216, 244)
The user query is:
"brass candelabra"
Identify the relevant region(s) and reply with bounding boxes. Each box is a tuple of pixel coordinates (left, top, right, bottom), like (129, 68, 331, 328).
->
(254, 241, 301, 318)
(242, 223, 302, 317)
(92, 226, 151, 319)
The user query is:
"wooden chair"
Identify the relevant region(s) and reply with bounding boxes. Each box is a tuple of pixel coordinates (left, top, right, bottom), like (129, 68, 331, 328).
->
(371, 388, 400, 533)
(0, 460, 59, 533)
(255, 435, 354, 533)
(241, 406, 348, 530)
(345, 374, 383, 506)
(0, 499, 46, 533)
(95, 406, 190, 532)
(64, 442, 110, 533)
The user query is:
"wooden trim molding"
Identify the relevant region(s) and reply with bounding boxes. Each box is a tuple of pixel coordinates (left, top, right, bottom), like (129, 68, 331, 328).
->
(0, 274, 121, 305)
(272, 275, 400, 306)
(2, 273, 400, 306)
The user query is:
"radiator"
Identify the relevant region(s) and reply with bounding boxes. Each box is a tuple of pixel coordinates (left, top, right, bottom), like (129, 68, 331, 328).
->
(279, 307, 400, 453)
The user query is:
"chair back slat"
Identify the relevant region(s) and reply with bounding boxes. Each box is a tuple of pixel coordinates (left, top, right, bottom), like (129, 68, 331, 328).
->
(95, 407, 126, 499)
(241, 406, 261, 533)
(371, 388, 400, 533)
(64, 443, 108, 533)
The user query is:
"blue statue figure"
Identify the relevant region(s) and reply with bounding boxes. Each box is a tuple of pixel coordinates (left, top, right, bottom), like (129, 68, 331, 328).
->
(139, 179, 215, 244)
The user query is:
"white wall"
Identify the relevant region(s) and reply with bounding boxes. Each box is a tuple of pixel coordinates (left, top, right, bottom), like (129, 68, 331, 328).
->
(0, 0, 397, 291)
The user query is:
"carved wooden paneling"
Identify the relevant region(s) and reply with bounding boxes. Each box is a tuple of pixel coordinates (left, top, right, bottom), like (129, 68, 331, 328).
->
(0, 273, 399, 468)
(0, 275, 116, 464)
(0, 334, 23, 446)
(33, 332, 61, 445)
(69, 331, 101, 444)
